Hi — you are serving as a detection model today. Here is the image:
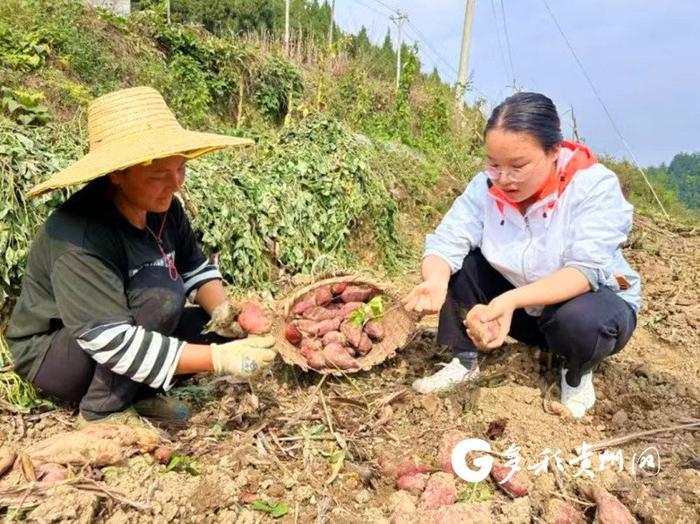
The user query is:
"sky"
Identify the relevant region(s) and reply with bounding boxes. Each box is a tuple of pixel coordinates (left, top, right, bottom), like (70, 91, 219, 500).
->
(334, 0, 700, 167)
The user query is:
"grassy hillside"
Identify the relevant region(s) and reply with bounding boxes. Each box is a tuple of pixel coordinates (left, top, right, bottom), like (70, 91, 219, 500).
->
(0, 0, 693, 316)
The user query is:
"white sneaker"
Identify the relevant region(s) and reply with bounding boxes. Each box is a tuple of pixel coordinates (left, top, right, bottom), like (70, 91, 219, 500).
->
(412, 358, 480, 394)
(560, 368, 595, 419)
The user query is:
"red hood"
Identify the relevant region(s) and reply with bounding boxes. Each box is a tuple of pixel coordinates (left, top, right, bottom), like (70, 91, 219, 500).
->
(489, 141, 597, 214)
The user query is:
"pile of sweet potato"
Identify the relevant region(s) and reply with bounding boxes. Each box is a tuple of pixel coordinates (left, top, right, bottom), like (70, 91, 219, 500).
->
(284, 283, 385, 370)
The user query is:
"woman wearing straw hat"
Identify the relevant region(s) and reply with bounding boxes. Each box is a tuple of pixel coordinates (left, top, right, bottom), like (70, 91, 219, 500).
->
(6, 87, 277, 423)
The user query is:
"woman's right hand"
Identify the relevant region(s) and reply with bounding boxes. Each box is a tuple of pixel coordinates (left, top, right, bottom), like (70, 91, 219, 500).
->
(402, 279, 449, 315)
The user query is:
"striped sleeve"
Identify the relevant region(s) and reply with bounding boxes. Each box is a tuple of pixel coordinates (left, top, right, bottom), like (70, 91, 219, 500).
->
(52, 251, 185, 390)
(181, 259, 222, 296)
(77, 322, 185, 390)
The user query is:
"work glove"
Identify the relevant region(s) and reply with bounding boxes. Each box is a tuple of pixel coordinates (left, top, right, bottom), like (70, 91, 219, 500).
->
(205, 299, 245, 339)
(210, 336, 277, 377)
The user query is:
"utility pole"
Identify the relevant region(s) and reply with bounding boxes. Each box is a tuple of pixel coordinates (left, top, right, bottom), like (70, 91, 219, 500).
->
(284, 0, 291, 54)
(390, 11, 408, 90)
(166, 0, 171, 25)
(328, 0, 336, 47)
(454, 0, 475, 110)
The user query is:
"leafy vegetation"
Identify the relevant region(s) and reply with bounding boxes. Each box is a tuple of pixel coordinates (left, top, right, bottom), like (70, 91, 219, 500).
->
(647, 153, 700, 211)
(0, 0, 696, 412)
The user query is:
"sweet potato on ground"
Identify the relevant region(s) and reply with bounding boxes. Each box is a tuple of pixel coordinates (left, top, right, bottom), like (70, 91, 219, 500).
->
(585, 485, 636, 524)
(438, 429, 468, 476)
(0, 448, 16, 478)
(238, 303, 272, 334)
(491, 463, 529, 498)
(396, 472, 429, 495)
(322, 343, 359, 369)
(36, 463, 67, 483)
(419, 472, 457, 510)
(379, 453, 434, 481)
(544, 499, 586, 524)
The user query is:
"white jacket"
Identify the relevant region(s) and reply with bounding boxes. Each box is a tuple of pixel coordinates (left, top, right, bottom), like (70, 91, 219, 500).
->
(424, 141, 641, 315)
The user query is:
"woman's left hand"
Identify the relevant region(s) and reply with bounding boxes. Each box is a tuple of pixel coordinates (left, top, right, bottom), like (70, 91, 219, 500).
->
(476, 293, 518, 349)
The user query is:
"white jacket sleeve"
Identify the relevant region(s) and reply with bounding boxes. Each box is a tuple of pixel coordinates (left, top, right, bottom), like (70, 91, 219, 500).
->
(562, 167, 633, 290)
(423, 174, 486, 274)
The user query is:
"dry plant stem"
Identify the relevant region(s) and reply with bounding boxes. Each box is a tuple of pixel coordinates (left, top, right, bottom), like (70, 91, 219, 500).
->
(0, 478, 152, 512)
(585, 421, 700, 453)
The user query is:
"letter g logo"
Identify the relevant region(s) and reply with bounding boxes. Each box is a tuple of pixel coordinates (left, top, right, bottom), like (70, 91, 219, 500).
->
(451, 438, 494, 483)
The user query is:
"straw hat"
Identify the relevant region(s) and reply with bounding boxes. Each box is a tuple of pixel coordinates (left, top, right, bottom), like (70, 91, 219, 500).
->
(27, 86, 254, 197)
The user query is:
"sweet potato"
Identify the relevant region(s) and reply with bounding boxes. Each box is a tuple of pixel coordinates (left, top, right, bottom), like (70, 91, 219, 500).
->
(491, 463, 529, 498)
(300, 346, 325, 369)
(315, 285, 334, 306)
(285, 323, 303, 345)
(36, 463, 67, 483)
(0, 448, 16, 479)
(587, 485, 636, 524)
(356, 332, 372, 355)
(154, 446, 173, 465)
(396, 472, 429, 495)
(331, 283, 347, 295)
(379, 453, 433, 481)
(419, 472, 457, 510)
(438, 429, 468, 476)
(337, 302, 364, 318)
(238, 303, 272, 334)
(291, 296, 316, 315)
(340, 320, 363, 348)
(363, 320, 384, 341)
(340, 285, 374, 303)
(322, 343, 359, 369)
(303, 306, 336, 321)
(26, 433, 124, 467)
(300, 338, 323, 352)
(544, 499, 586, 524)
(296, 319, 320, 336)
(344, 345, 356, 357)
(317, 317, 342, 336)
(322, 331, 346, 346)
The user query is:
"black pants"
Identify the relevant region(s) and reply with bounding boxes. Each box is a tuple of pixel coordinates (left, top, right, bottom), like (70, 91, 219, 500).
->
(33, 267, 225, 420)
(438, 250, 637, 387)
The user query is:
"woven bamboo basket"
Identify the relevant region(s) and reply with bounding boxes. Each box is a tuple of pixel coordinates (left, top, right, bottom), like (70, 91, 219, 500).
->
(274, 274, 417, 375)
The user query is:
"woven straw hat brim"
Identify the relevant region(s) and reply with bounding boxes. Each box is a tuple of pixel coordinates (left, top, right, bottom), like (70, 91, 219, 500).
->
(27, 129, 253, 198)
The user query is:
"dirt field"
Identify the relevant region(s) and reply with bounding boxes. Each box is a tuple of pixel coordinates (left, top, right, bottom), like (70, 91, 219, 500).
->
(1, 217, 698, 523)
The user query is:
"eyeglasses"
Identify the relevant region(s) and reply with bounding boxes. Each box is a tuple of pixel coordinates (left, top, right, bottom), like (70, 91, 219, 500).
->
(485, 155, 548, 184)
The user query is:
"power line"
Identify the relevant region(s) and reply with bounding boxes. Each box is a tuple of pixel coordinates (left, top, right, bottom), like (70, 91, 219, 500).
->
(498, 0, 517, 90)
(348, 0, 390, 20)
(540, 0, 670, 219)
(489, 0, 510, 86)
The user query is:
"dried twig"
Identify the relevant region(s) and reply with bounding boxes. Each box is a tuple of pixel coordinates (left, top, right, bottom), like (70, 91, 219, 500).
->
(585, 421, 700, 453)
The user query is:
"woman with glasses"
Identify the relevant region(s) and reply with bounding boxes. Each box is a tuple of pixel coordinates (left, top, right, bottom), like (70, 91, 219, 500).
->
(403, 92, 640, 418)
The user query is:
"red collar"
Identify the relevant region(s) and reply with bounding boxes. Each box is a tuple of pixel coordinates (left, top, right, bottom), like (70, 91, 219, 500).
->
(488, 141, 597, 215)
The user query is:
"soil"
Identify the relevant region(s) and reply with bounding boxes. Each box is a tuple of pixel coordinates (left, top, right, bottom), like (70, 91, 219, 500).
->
(1, 217, 698, 523)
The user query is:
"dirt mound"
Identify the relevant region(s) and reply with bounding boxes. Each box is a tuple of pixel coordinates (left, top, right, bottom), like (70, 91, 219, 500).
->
(1, 219, 698, 522)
